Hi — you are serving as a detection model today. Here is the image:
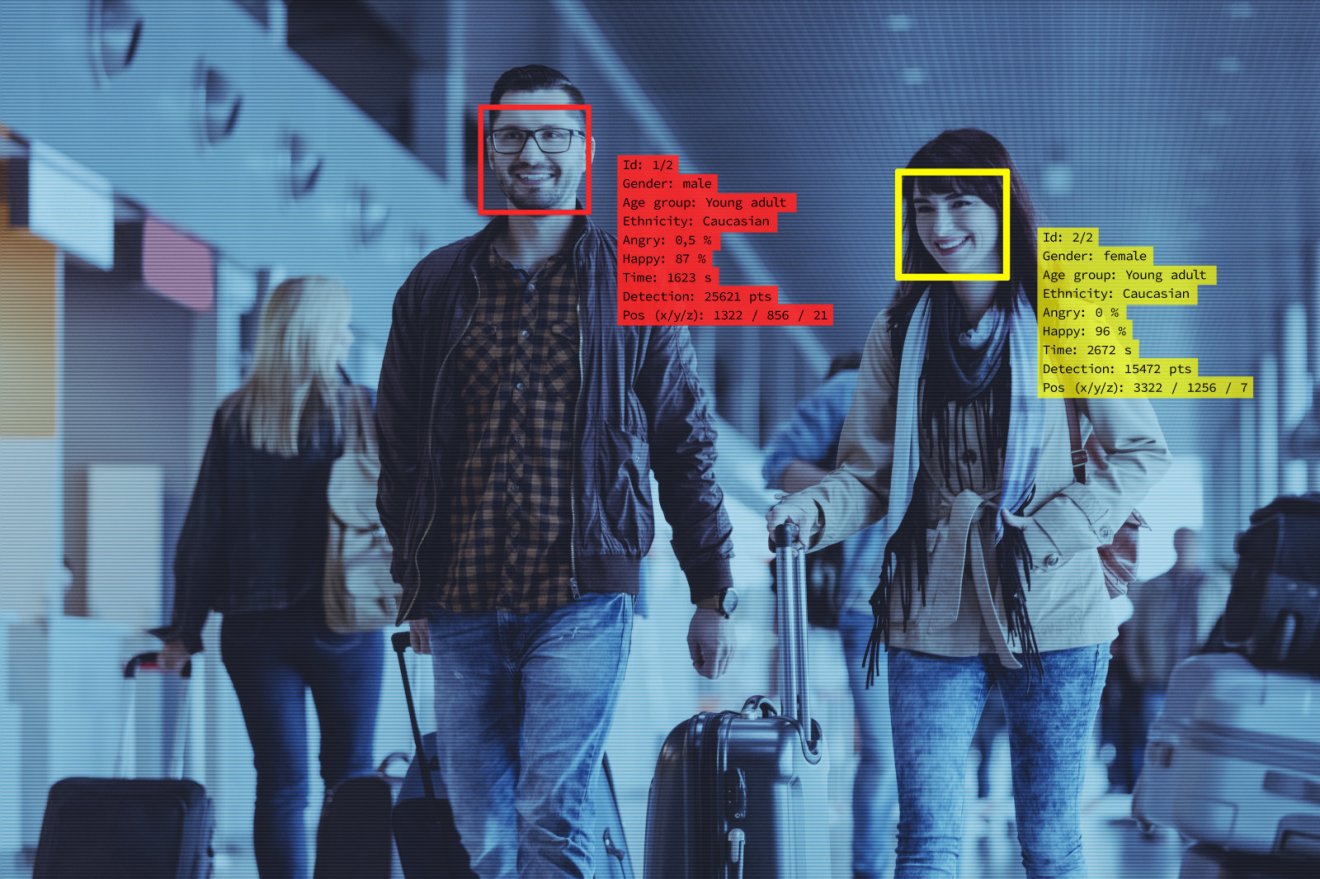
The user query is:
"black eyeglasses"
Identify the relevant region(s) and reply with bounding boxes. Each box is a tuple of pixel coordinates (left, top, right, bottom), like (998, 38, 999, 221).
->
(488, 127, 584, 155)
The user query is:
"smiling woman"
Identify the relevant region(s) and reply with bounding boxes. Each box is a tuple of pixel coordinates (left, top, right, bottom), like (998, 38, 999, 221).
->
(767, 128, 1172, 879)
(913, 187, 1001, 275)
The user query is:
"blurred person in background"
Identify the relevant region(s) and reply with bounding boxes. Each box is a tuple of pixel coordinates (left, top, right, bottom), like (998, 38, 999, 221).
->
(767, 129, 1171, 879)
(1098, 591, 1144, 795)
(762, 351, 898, 879)
(1125, 528, 1230, 769)
(374, 65, 737, 879)
(152, 276, 383, 879)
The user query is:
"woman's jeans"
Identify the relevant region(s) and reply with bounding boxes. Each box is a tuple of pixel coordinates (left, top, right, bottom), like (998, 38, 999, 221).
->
(221, 604, 384, 879)
(838, 611, 898, 878)
(889, 644, 1110, 879)
(427, 593, 634, 879)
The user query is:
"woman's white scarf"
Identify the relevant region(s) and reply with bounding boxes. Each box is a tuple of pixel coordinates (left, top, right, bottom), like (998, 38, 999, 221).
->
(887, 288, 1043, 544)
(862, 287, 1047, 685)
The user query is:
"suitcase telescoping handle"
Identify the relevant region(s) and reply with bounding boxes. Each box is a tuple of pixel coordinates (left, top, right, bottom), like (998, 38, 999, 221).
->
(772, 522, 819, 753)
(119, 651, 193, 779)
(391, 631, 440, 802)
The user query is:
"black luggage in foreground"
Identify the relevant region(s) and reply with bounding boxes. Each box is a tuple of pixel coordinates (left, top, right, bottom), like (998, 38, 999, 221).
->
(314, 772, 395, 879)
(389, 631, 634, 879)
(1225, 493, 1320, 673)
(645, 521, 832, 878)
(33, 652, 214, 879)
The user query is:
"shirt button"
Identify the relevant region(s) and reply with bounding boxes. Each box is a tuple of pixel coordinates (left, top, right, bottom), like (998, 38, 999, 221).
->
(526, 283, 536, 294)
(1043, 553, 1060, 569)
(521, 329, 531, 339)
(1099, 525, 1112, 540)
(515, 381, 525, 392)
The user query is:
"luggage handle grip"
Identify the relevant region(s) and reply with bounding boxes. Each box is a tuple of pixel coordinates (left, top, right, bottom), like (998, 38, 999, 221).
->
(770, 521, 801, 552)
(124, 651, 192, 679)
(740, 695, 778, 718)
(391, 630, 412, 655)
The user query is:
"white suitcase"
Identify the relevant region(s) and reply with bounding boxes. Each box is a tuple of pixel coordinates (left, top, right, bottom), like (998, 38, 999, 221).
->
(1133, 653, 1320, 860)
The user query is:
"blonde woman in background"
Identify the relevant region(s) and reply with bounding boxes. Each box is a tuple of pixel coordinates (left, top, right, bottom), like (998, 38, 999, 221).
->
(152, 276, 383, 879)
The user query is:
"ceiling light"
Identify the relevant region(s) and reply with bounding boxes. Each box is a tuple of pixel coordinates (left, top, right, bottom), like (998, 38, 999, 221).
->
(1224, 2, 1255, 19)
(285, 134, 323, 199)
(195, 64, 243, 146)
(887, 14, 913, 32)
(902, 67, 926, 86)
(352, 188, 390, 245)
(1043, 162, 1074, 197)
(1216, 56, 1242, 74)
(90, 0, 144, 83)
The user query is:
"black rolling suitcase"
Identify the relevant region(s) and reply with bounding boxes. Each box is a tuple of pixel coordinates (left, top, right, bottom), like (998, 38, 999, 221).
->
(315, 765, 401, 879)
(33, 652, 214, 879)
(390, 632, 475, 879)
(389, 632, 635, 879)
(645, 521, 832, 878)
(1224, 494, 1320, 673)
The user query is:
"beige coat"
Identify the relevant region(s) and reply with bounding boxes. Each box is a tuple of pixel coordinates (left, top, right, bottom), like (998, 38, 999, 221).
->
(797, 311, 1172, 667)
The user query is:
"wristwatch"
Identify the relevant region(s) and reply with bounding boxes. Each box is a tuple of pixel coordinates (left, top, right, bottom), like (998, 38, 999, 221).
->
(699, 587, 740, 619)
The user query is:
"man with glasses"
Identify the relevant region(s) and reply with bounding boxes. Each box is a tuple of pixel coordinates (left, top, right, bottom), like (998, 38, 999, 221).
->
(376, 65, 738, 878)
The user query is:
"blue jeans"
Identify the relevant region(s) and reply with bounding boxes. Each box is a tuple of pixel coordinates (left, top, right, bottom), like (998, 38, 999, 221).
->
(220, 601, 384, 879)
(889, 644, 1110, 879)
(838, 611, 898, 878)
(427, 593, 634, 879)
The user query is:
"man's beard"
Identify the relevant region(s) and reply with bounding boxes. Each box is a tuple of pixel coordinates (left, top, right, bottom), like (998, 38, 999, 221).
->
(498, 162, 575, 210)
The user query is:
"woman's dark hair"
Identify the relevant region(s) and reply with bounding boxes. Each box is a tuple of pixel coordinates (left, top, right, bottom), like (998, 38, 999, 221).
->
(888, 129, 1039, 350)
(489, 65, 586, 127)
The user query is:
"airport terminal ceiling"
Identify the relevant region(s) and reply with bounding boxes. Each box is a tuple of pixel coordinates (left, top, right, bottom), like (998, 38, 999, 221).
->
(360, 0, 1319, 375)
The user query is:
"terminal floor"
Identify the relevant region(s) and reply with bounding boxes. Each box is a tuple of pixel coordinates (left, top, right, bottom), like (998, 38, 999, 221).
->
(5, 777, 1189, 878)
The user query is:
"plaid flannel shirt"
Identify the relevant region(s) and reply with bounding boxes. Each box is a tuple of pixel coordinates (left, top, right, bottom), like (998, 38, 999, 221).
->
(434, 242, 580, 613)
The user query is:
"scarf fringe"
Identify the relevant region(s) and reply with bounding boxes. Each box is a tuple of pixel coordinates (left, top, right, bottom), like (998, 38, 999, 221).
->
(995, 518, 1044, 678)
(864, 287, 1047, 685)
(863, 487, 928, 688)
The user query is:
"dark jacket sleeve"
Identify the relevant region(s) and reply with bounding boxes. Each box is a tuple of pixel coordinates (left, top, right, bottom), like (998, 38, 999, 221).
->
(634, 325, 735, 603)
(149, 411, 228, 654)
(376, 269, 424, 585)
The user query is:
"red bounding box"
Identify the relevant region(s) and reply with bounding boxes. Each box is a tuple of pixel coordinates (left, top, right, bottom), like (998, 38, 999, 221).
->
(478, 104, 592, 216)
(616, 155, 829, 326)
(143, 216, 214, 312)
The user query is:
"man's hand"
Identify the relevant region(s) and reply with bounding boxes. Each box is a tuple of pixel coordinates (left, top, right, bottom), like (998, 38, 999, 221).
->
(409, 618, 431, 655)
(766, 492, 821, 548)
(158, 640, 191, 673)
(687, 607, 735, 679)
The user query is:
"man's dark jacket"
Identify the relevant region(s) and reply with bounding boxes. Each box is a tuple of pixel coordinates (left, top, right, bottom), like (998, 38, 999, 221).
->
(375, 217, 734, 623)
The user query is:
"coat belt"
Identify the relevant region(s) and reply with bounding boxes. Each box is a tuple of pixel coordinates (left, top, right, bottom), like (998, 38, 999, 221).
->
(922, 489, 1022, 670)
